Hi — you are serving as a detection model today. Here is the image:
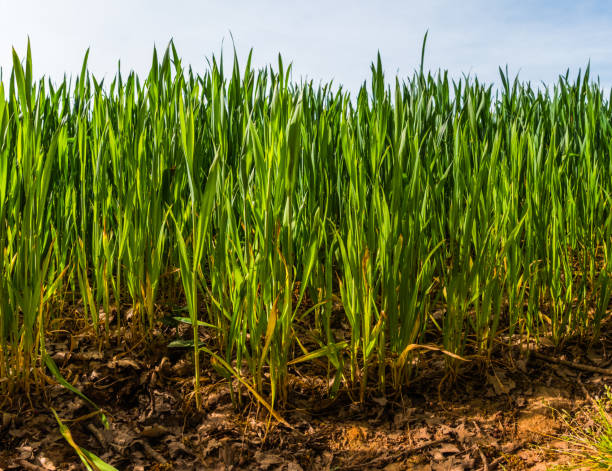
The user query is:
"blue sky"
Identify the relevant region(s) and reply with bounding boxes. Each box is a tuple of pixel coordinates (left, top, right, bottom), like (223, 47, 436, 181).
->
(1, 1, 612, 93)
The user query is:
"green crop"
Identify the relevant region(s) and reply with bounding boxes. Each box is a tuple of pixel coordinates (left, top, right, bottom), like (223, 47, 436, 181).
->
(0, 39, 609, 414)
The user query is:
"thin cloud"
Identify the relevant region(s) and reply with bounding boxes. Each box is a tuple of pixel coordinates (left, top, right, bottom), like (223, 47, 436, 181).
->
(1, 0, 611, 92)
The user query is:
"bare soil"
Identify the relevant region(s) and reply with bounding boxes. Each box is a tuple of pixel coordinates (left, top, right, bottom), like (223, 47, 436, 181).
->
(0, 324, 610, 471)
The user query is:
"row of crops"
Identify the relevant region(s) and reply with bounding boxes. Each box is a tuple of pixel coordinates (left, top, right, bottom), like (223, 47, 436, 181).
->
(0, 41, 610, 410)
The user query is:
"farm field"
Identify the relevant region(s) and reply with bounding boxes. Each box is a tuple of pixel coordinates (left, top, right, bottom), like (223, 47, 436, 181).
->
(0, 41, 610, 469)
